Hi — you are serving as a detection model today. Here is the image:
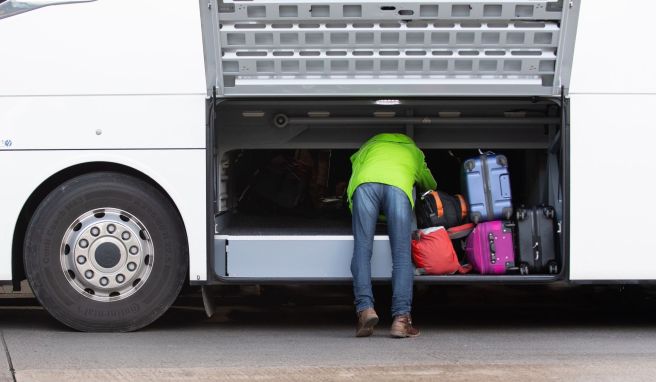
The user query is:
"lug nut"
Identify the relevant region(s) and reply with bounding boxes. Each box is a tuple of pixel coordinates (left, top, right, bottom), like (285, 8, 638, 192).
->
(90, 227, 100, 237)
(121, 232, 131, 240)
(127, 262, 137, 271)
(107, 224, 116, 234)
(116, 274, 125, 283)
(84, 270, 94, 279)
(100, 277, 109, 286)
(79, 239, 89, 249)
(129, 246, 139, 255)
(77, 256, 87, 265)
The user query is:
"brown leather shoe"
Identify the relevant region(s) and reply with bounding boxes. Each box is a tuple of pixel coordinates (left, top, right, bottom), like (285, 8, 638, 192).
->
(355, 308, 379, 337)
(390, 314, 420, 338)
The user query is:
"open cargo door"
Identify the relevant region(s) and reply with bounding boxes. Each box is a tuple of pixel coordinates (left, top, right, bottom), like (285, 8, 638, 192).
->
(211, 0, 579, 97)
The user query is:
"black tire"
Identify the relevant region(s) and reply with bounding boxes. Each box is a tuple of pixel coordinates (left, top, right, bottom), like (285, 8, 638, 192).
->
(24, 172, 188, 332)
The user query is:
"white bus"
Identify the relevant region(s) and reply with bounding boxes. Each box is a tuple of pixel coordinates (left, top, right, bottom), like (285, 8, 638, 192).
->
(0, 0, 652, 331)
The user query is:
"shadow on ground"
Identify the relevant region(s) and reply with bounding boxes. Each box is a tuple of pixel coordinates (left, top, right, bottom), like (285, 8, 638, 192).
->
(3, 284, 656, 332)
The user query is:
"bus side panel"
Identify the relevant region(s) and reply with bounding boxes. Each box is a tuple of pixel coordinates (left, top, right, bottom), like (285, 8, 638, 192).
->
(0, 95, 206, 150)
(568, 0, 656, 94)
(569, 94, 656, 280)
(0, 150, 207, 282)
(0, 0, 210, 282)
(568, 1, 656, 281)
(0, 0, 206, 96)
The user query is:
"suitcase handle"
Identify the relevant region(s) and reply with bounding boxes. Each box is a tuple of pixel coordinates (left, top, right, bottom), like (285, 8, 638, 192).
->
(488, 233, 497, 264)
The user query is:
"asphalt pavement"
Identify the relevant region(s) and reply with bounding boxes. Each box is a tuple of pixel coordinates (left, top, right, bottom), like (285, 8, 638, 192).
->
(2, 284, 656, 381)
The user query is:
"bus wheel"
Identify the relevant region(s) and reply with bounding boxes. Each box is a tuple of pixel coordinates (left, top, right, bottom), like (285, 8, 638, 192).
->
(23, 172, 188, 332)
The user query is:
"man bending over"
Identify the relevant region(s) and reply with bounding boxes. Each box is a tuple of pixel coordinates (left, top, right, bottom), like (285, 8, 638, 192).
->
(347, 133, 437, 338)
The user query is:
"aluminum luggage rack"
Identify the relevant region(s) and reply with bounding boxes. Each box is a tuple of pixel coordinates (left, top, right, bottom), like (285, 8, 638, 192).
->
(212, 0, 579, 97)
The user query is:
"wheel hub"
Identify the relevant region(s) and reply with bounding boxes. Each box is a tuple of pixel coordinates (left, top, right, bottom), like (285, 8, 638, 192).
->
(60, 208, 154, 302)
(91, 239, 124, 271)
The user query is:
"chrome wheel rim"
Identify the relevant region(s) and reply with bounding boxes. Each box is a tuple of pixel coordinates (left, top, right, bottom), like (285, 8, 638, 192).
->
(60, 208, 154, 302)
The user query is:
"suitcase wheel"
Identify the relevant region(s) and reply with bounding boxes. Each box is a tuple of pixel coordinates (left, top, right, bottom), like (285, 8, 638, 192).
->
(543, 207, 555, 219)
(496, 155, 508, 167)
(519, 263, 530, 275)
(503, 207, 513, 220)
(548, 261, 559, 275)
(464, 160, 475, 172)
(471, 212, 481, 224)
(516, 209, 526, 221)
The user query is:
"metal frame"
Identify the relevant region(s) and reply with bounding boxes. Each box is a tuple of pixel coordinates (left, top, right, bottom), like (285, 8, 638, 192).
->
(552, 0, 580, 95)
(206, 96, 569, 283)
(210, 0, 579, 97)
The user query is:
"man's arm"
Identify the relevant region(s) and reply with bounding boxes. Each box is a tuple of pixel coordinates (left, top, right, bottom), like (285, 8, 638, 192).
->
(416, 152, 437, 192)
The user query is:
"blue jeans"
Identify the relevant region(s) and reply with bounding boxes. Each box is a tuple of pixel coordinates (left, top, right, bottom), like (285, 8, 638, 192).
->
(351, 183, 414, 317)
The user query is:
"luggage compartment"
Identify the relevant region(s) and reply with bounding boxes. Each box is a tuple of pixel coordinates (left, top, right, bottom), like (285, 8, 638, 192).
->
(211, 98, 565, 282)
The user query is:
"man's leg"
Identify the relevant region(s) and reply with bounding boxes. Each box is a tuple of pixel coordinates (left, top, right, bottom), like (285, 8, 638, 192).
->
(351, 183, 382, 313)
(382, 185, 419, 337)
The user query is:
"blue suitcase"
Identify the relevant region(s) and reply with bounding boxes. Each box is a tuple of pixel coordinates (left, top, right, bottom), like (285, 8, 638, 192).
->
(463, 153, 513, 224)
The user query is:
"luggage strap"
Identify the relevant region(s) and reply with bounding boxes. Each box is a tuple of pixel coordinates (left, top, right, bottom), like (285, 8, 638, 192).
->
(456, 194, 467, 220)
(421, 190, 444, 220)
(447, 223, 475, 240)
(432, 191, 444, 218)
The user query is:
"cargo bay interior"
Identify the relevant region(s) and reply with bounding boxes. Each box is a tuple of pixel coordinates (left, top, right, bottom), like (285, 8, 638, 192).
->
(211, 98, 565, 281)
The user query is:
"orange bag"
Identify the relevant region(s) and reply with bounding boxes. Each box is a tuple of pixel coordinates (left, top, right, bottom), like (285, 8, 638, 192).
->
(411, 227, 472, 275)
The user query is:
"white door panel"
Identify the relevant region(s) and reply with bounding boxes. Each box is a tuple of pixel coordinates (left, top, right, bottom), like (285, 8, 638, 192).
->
(569, 94, 656, 280)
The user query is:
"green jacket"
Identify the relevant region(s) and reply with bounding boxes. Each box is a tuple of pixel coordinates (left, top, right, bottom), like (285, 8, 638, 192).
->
(347, 133, 437, 209)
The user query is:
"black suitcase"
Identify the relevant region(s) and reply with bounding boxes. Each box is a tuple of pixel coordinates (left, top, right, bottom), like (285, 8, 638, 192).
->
(515, 206, 559, 275)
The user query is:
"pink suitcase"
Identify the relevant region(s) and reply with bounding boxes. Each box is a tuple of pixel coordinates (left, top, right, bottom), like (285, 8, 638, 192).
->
(465, 221, 515, 275)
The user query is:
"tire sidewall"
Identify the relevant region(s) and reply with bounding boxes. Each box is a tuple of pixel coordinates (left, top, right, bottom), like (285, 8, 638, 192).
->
(24, 173, 188, 332)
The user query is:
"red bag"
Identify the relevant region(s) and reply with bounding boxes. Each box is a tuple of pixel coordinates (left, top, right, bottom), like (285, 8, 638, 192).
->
(411, 227, 472, 275)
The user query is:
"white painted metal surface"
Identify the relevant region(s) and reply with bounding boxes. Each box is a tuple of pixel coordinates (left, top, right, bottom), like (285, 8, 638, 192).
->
(0, 95, 206, 150)
(0, 0, 209, 282)
(569, 94, 656, 280)
(569, 0, 656, 280)
(0, 0, 206, 96)
(0, 149, 207, 282)
(569, 0, 656, 95)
